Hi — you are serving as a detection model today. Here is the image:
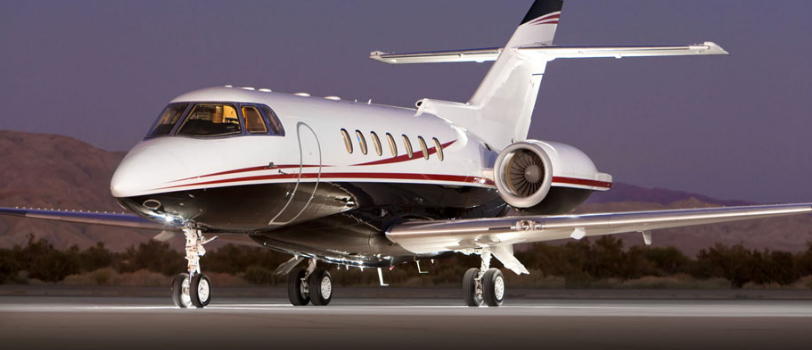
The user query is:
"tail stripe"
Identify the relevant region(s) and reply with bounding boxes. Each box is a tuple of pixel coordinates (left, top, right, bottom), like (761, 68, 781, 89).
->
(527, 12, 560, 25)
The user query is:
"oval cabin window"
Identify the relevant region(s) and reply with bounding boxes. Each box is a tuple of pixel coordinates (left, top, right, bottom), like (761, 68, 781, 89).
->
(417, 136, 429, 160)
(386, 133, 397, 156)
(370, 131, 382, 156)
(341, 129, 353, 154)
(402, 135, 414, 159)
(433, 137, 444, 161)
(356, 130, 368, 155)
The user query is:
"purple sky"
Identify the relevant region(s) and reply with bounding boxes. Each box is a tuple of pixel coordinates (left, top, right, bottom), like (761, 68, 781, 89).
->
(1, 0, 811, 203)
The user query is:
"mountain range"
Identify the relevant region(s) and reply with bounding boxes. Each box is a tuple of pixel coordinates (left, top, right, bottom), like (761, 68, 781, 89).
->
(1, 130, 810, 255)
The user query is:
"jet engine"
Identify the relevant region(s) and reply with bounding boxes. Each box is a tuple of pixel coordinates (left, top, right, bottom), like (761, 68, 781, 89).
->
(493, 140, 612, 215)
(493, 141, 554, 209)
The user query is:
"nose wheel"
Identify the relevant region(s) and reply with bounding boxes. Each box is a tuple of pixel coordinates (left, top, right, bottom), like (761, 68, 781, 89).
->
(172, 273, 211, 308)
(171, 273, 192, 308)
(171, 226, 216, 308)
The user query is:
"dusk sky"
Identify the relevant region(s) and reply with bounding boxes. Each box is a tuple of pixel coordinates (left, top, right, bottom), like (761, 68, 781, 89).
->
(1, 0, 810, 203)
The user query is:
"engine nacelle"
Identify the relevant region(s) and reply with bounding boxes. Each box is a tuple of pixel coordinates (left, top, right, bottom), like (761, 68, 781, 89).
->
(493, 140, 611, 215)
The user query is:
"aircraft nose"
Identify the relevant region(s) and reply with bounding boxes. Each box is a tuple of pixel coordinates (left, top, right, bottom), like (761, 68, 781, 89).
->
(110, 143, 185, 198)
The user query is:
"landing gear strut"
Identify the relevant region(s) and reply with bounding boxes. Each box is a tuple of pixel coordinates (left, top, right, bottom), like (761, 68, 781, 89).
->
(287, 259, 333, 306)
(462, 250, 505, 307)
(171, 226, 216, 308)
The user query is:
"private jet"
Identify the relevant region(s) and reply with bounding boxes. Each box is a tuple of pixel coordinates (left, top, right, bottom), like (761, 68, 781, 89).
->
(2, 0, 810, 308)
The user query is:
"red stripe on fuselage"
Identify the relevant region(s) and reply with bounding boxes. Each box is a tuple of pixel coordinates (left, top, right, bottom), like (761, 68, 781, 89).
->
(154, 172, 610, 193)
(354, 140, 456, 166)
(156, 172, 495, 191)
(168, 164, 316, 183)
(164, 140, 457, 184)
(553, 176, 612, 189)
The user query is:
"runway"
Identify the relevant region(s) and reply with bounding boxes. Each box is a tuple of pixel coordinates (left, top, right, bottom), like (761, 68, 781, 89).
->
(2, 296, 812, 350)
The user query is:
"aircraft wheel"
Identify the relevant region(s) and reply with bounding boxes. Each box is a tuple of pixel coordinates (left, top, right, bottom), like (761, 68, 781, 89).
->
(190, 273, 212, 308)
(308, 269, 333, 306)
(462, 268, 483, 307)
(482, 268, 505, 307)
(288, 267, 311, 306)
(171, 273, 192, 308)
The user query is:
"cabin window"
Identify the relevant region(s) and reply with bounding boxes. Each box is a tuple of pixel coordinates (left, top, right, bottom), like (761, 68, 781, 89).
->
(402, 134, 413, 159)
(259, 105, 285, 136)
(356, 130, 368, 155)
(242, 106, 267, 134)
(433, 137, 444, 161)
(370, 132, 382, 156)
(386, 133, 397, 157)
(341, 129, 353, 153)
(148, 103, 189, 137)
(417, 136, 430, 160)
(177, 103, 241, 137)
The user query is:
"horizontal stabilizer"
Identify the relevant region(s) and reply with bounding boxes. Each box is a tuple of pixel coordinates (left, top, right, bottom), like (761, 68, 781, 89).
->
(370, 42, 727, 64)
(519, 41, 728, 59)
(370, 48, 502, 64)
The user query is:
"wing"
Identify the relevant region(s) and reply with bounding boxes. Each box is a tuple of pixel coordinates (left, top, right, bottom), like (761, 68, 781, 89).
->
(370, 42, 726, 64)
(386, 203, 812, 273)
(0, 206, 170, 230)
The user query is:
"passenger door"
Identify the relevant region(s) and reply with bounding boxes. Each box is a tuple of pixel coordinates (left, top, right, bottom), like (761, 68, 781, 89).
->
(268, 122, 322, 225)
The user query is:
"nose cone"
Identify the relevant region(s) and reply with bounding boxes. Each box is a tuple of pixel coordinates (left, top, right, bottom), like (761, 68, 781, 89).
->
(111, 141, 186, 198)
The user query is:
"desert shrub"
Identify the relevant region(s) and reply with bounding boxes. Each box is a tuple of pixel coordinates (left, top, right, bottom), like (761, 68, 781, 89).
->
(643, 246, 691, 276)
(118, 240, 183, 276)
(0, 248, 22, 284)
(79, 242, 113, 272)
(11, 236, 80, 282)
(243, 265, 276, 286)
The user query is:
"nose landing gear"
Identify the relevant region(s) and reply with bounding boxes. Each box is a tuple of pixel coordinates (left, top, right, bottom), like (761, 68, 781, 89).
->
(286, 259, 333, 306)
(170, 226, 216, 308)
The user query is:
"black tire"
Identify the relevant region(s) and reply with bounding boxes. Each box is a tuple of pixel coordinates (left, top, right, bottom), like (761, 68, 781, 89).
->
(171, 273, 190, 308)
(287, 268, 310, 306)
(190, 273, 212, 308)
(462, 268, 483, 307)
(308, 269, 333, 306)
(482, 268, 505, 307)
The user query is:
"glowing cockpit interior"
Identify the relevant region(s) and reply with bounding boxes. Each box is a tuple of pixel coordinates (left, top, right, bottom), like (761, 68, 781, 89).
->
(146, 102, 285, 138)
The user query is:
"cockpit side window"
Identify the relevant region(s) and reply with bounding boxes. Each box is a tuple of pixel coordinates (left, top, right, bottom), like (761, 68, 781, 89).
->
(259, 105, 285, 136)
(242, 106, 268, 134)
(177, 104, 241, 137)
(148, 103, 189, 137)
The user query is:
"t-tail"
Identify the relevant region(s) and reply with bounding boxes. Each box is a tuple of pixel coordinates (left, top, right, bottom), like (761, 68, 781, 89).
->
(370, 0, 727, 150)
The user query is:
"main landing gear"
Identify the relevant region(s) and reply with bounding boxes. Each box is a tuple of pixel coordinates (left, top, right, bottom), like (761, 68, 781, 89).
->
(287, 259, 333, 306)
(171, 227, 216, 308)
(462, 250, 505, 307)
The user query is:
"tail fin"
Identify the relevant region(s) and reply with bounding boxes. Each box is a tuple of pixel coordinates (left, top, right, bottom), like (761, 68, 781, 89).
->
(466, 0, 564, 148)
(370, 0, 727, 150)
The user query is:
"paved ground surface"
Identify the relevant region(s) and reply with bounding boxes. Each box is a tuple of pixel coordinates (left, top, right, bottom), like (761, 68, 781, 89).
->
(2, 295, 812, 350)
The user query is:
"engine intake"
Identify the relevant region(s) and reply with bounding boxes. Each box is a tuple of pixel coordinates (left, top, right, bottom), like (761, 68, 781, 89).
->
(493, 142, 553, 208)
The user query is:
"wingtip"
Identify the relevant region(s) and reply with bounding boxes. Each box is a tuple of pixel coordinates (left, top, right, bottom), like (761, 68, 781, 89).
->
(703, 41, 729, 55)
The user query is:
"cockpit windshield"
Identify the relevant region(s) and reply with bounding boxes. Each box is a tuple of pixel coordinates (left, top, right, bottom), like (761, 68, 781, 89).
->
(145, 102, 285, 139)
(177, 104, 241, 137)
(147, 103, 189, 137)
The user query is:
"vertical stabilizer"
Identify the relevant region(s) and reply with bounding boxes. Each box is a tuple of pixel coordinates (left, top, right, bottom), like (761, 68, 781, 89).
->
(412, 0, 564, 150)
(371, 0, 724, 151)
(466, 0, 563, 149)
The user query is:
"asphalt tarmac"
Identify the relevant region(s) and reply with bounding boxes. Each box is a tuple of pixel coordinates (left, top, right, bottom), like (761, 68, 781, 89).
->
(2, 296, 811, 350)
